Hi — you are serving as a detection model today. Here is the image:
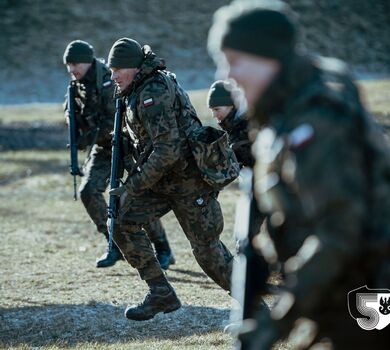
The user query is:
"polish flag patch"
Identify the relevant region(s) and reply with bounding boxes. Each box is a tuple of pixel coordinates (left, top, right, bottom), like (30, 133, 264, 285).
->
(288, 123, 315, 149)
(143, 98, 154, 107)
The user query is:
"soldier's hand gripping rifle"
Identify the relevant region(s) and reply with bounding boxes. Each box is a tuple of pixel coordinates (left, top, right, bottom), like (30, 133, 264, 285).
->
(107, 97, 125, 251)
(67, 80, 83, 200)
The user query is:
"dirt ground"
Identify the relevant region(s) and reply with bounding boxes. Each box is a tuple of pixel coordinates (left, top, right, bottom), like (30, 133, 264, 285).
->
(1, 0, 389, 103)
(0, 149, 238, 349)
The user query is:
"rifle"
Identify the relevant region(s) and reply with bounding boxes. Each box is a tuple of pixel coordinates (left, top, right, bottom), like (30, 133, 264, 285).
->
(67, 80, 83, 200)
(231, 167, 270, 350)
(231, 167, 253, 329)
(107, 97, 125, 251)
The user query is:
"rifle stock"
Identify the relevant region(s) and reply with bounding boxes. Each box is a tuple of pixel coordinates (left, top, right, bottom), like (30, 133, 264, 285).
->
(231, 167, 271, 350)
(67, 80, 83, 200)
(107, 97, 124, 250)
(231, 168, 252, 313)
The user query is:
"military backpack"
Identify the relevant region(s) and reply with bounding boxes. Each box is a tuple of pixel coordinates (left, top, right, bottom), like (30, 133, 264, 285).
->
(159, 71, 240, 190)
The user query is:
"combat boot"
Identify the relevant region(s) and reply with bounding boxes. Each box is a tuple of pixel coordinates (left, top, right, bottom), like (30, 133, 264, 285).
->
(96, 243, 123, 268)
(156, 249, 176, 270)
(125, 281, 181, 321)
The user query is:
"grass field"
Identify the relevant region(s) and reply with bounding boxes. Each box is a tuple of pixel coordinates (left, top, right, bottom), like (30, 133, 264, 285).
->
(1, 81, 389, 350)
(0, 80, 389, 125)
(0, 149, 238, 350)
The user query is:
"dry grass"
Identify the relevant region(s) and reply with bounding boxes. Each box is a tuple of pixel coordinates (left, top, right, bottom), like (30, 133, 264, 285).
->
(0, 104, 64, 125)
(0, 148, 239, 349)
(0, 142, 239, 349)
(358, 79, 390, 115)
(1, 81, 389, 350)
(1, 79, 389, 126)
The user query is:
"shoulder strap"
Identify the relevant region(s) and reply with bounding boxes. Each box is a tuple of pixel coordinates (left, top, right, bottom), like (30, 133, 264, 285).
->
(157, 71, 203, 134)
(158, 71, 176, 104)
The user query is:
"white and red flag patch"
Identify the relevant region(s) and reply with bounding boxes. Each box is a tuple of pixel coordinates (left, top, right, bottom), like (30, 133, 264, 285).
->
(143, 98, 154, 107)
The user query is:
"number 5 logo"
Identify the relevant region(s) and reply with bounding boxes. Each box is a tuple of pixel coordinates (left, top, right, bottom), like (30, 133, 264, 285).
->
(348, 285, 390, 330)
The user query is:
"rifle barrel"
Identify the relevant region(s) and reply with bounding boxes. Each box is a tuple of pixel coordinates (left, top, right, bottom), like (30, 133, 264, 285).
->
(67, 81, 82, 199)
(107, 97, 124, 247)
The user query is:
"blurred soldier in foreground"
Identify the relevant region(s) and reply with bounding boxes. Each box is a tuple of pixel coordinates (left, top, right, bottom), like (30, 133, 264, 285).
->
(63, 40, 175, 269)
(207, 80, 254, 168)
(107, 38, 235, 320)
(208, 1, 389, 349)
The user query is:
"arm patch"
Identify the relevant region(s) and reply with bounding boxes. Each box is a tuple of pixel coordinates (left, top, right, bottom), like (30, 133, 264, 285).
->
(143, 98, 154, 107)
(102, 80, 112, 88)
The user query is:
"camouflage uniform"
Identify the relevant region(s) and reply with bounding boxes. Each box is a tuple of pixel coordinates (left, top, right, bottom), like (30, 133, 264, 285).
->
(218, 109, 254, 168)
(244, 55, 390, 349)
(114, 52, 233, 291)
(65, 59, 172, 267)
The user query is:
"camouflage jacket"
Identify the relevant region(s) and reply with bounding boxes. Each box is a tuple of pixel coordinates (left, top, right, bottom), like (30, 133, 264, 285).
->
(219, 109, 254, 167)
(121, 52, 211, 196)
(64, 59, 115, 149)
(251, 55, 390, 345)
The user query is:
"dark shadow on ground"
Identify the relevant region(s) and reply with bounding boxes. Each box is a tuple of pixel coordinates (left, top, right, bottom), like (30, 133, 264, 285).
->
(0, 123, 67, 151)
(163, 268, 218, 288)
(100, 267, 216, 288)
(0, 303, 229, 347)
(166, 275, 217, 288)
(0, 157, 69, 186)
(169, 267, 208, 279)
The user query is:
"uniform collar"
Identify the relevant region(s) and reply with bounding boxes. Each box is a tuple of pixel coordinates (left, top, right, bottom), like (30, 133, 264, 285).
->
(133, 52, 166, 90)
(80, 59, 96, 84)
(219, 108, 237, 130)
(119, 52, 166, 98)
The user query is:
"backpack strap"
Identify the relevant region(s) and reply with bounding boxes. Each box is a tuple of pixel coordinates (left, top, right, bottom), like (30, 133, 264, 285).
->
(131, 70, 202, 138)
(156, 70, 202, 136)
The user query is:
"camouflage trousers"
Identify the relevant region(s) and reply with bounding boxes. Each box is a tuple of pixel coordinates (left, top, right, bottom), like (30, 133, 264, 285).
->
(79, 144, 168, 244)
(113, 190, 234, 291)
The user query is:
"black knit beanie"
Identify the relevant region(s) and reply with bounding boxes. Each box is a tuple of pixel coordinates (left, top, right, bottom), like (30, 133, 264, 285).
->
(208, 1, 297, 61)
(63, 40, 94, 64)
(108, 38, 144, 68)
(207, 80, 235, 108)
